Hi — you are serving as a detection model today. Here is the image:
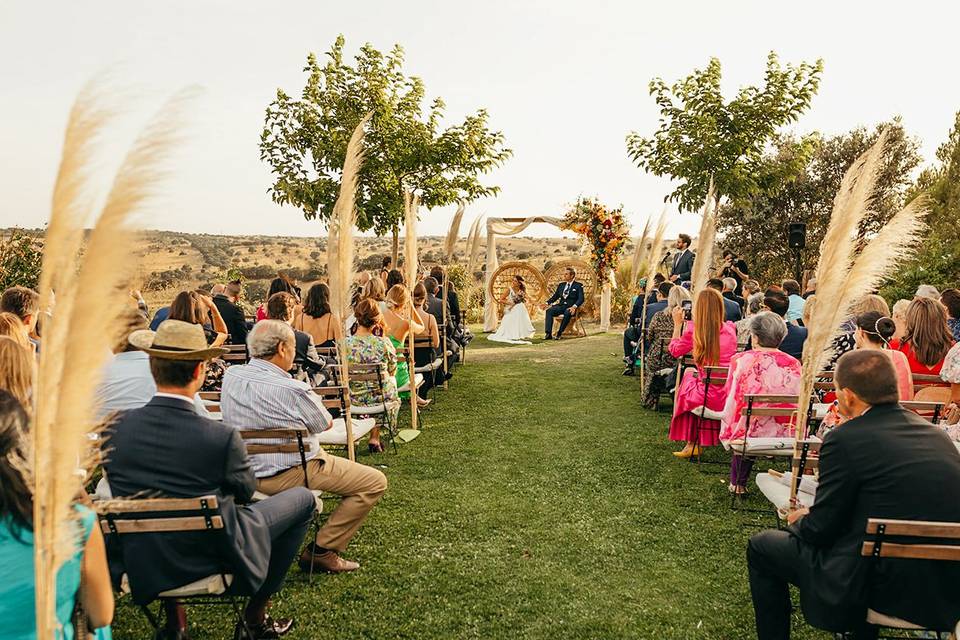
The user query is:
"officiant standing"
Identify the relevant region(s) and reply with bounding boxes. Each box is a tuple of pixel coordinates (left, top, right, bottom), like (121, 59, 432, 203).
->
(542, 267, 585, 340)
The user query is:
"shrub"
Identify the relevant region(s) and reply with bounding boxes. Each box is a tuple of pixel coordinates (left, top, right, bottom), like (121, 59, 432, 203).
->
(0, 229, 43, 291)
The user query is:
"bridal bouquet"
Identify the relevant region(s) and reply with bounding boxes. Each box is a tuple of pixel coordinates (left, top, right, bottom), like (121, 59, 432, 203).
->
(561, 197, 630, 279)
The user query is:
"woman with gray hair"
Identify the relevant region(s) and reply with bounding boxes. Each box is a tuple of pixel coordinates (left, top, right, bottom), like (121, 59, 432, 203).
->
(640, 285, 691, 409)
(719, 312, 802, 494)
(735, 292, 765, 345)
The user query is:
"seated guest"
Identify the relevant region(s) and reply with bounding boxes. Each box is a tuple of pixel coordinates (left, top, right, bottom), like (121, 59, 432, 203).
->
(742, 279, 761, 302)
(386, 269, 405, 290)
(213, 280, 248, 345)
(722, 277, 744, 310)
(891, 298, 910, 341)
(379, 256, 392, 283)
(0, 311, 33, 353)
(168, 290, 228, 347)
(0, 286, 40, 350)
(823, 294, 890, 371)
(350, 271, 371, 308)
(941, 342, 960, 415)
(345, 278, 387, 335)
(800, 295, 816, 328)
(782, 279, 805, 323)
(668, 288, 737, 458)
(0, 391, 115, 638)
(431, 265, 462, 327)
(0, 336, 33, 410)
(940, 287, 960, 341)
(762, 291, 807, 361)
(640, 285, 689, 409)
(105, 320, 314, 639)
(802, 276, 816, 299)
(412, 283, 448, 397)
(890, 297, 955, 377)
(149, 304, 170, 330)
(424, 275, 464, 359)
(266, 292, 323, 383)
(383, 284, 428, 408)
(735, 293, 764, 345)
(646, 273, 666, 304)
(706, 278, 742, 322)
(853, 311, 913, 400)
(221, 320, 387, 572)
(256, 277, 299, 322)
(623, 281, 671, 376)
(346, 300, 402, 453)
(295, 282, 337, 348)
(747, 350, 960, 638)
(720, 313, 801, 494)
(915, 283, 940, 300)
(421, 277, 446, 331)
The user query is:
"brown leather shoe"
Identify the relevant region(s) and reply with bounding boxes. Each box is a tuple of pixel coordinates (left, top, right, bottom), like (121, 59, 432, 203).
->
(298, 548, 360, 573)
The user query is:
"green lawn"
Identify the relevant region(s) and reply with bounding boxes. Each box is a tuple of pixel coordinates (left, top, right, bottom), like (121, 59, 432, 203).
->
(114, 331, 830, 639)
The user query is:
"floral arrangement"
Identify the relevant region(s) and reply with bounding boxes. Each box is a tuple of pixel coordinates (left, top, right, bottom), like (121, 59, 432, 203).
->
(561, 197, 631, 280)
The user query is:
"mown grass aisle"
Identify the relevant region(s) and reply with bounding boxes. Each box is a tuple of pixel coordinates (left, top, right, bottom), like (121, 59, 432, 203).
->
(116, 333, 828, 639)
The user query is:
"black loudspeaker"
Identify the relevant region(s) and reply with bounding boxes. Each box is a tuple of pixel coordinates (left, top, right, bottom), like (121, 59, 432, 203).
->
(787, 223, 807, 249)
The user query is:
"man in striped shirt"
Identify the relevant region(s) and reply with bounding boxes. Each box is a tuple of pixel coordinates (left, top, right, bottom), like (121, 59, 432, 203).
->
(222, 320, 387, 574)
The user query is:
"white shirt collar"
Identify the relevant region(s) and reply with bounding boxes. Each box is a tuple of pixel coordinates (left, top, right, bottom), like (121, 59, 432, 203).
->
(154, 391, 197, 407)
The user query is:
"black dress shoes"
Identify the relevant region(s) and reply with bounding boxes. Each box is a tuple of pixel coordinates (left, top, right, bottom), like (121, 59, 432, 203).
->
(234, 616, 295, 639)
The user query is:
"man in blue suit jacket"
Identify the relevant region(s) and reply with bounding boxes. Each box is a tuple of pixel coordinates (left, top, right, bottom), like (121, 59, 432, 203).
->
(669, 234, 695, 284)
(622, 281, 673, 374)
(707, 278, 742, 322)
(542, 267, 585, 339)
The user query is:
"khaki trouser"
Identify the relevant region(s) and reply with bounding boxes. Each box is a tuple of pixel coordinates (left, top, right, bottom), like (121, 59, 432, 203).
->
(257, 451, 387, 552)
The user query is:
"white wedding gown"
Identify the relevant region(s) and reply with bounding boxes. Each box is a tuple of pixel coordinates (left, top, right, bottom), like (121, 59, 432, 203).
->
(488, 289, 535, 345)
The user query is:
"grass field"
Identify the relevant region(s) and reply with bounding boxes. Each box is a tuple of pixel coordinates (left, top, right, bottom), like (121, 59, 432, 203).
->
(113, 331, 830, 639)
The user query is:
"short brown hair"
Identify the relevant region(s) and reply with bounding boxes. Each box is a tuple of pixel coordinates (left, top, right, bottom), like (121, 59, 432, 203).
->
(677, 234, 692, 248)
(149, 357, 203, 388)
(266, 292, 297, 322)
(940, 288, 960, 320)
(0, 287, 39, 321)
(835, 350, 899, 405)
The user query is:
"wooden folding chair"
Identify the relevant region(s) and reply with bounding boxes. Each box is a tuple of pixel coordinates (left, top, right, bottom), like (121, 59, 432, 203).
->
(860, 518, 960, 637)
(221, 343, 248, 366)
(310, 385, 377, 451)
(98, 495, 252, 637)
(332, 363, 401, 451)
(915, 385, 952, 404)
(690, 365, 730, 470)
(412, 335, 444, 400)
(913, 373, 948, 394)
(901, 400, 947, 424)
(394, 345, 427, 406)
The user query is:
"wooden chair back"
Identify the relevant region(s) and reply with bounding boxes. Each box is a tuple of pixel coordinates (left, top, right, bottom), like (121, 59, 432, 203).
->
(236, 427, 312, 489)
(901, 400, 947, 423)
(312, 385, 351, 414)
(861, 518, 960, 562)
(98, 495, 224, 535)
(914, 386, 951, 404)
(913, 373, 947, 392)
(791, 439, 822, 476)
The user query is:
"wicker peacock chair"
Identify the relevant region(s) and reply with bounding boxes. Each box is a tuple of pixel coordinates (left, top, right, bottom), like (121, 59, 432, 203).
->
(487, 261, 547, 318)
(544, 259, 599, 316)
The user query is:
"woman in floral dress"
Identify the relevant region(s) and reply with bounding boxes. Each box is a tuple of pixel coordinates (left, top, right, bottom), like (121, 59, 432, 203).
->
(641, 285, 690, 409)
(346, 299, 400, 453)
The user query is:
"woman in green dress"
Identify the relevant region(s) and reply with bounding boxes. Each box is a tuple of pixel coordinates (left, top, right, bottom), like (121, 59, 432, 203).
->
(383, 284, 430, 408)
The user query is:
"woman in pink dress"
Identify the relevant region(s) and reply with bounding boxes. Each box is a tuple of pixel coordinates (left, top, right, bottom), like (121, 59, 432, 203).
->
(853, 311, 914, 400)
(719, 312, 802, 493)
(669, 288, 738, 457)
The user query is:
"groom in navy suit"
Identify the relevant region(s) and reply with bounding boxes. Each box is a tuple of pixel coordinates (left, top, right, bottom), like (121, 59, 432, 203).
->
(542, 267, 585, 339)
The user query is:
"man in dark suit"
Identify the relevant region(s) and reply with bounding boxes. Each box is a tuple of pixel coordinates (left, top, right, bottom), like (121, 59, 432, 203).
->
(622, 281, 673, 375)
(763, 290, 806, 359)
(105, 320, 314, 639)
(747, 350, 960, 639)
(423, 276, 461, 363)
(430, 266, 461, 327)
(541, 267, 585, 339)
(721, 277, 745, 311)
(213, 280, 249, 345)
(707, 278, 742, 322)
(669, 234, 695, 284)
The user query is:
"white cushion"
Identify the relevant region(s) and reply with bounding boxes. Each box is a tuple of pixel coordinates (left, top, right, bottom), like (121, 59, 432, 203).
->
(756, 472, 817, 513)
(865, 609, 924, 629)
(94, 477, 113, 501)
(398, 373, 425, 394)
(690, 406, 725, 421)
(726, 437, 798, 456)
(121, 573, 232, 597)
(351, 404, 388, 415)
(414, 358, 443, 373)
(316, 417, 376, 445)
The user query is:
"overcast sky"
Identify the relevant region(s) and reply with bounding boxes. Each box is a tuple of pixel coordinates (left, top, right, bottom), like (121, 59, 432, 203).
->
(2, 0, 957, 240)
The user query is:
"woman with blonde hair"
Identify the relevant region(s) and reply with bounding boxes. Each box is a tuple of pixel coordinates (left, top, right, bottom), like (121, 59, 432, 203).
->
(346, 299, 400, 453)
(383, 284, 428, 407)
(412, 282, 446, 398)
(0, 312, 32, 353)
(891, 297, 955, 377)
(824, 294, 892, 371)
(892, 299, 911, 342)
(0, 336, 33, 410)
(668, 288, 738, 458)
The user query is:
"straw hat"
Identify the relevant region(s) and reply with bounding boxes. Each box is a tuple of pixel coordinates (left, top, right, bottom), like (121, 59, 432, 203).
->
(129, 320, 228, 361)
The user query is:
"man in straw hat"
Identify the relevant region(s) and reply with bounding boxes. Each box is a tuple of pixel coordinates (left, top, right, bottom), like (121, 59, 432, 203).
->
(105, 320, 314, 639)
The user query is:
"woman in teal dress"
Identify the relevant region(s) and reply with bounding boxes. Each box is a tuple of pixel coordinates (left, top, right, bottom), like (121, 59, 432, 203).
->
(346, 299, 402, 453)
(0, 391, 114, 639)
(382, 284, 430, 408)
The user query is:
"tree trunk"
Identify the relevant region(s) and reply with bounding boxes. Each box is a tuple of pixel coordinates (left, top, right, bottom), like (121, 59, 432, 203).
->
(391, 227, 400, 267)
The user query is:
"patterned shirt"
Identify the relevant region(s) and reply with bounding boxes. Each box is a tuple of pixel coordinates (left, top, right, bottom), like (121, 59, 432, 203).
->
(221, 358, 332, 477)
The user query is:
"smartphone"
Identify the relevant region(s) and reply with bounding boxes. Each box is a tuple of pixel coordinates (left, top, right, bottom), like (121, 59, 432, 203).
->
(681, 300, 693, 320)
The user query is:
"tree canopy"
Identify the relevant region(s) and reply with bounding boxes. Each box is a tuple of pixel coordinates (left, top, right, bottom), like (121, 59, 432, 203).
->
(716, 120, 922, 285)
(260, 36, 512, 238)
(626, 52, 823, 211)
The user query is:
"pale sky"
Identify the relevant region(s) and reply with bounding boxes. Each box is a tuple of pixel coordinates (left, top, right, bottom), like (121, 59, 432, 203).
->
(2, 0, 958, 241)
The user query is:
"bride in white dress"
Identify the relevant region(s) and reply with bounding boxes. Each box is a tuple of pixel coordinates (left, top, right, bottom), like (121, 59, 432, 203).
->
(488, 275, 536, 344)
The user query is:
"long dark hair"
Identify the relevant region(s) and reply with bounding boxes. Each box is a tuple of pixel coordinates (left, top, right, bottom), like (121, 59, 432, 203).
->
(267, 276, 296, 300)
(0, 390, 33, 535)
(168, 291, 205, 325)
(386, 269, 405, 289)
(304, 283, 331, 318)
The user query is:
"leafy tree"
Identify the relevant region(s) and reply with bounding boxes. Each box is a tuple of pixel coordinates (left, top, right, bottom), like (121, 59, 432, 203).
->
(626, 52, 823, 211)
(716, 120, 922, 285)
(260, 36, 512, 258)
(0, 229, 43, 291)
(882, 111, 960, 300)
